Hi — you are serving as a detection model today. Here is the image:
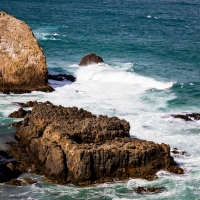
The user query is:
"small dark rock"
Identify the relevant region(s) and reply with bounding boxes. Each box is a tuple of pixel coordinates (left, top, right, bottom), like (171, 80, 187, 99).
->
(132, 186, 165, 194)
(48, 74, 76, 82)
(5, 179, 25, 186)
(79, 53, 104, 66)
(171, 113, 200, 121)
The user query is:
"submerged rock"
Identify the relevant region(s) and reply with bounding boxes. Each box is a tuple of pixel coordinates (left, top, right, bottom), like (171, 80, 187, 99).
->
(9, 102, 183, 186)
(48, 74, 76, 82)
(0, 11, 53, 93)
(79, 53, 104, 66)
(171, 113, 200, 121)
(131, 186, 165, 194)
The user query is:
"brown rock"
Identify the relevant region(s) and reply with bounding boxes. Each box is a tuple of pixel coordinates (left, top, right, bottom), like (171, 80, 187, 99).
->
(10, 102, 183, 186)
(8, 108, 30, 118)
(0, 11, 53, 93)
(79, 53, 104, 66)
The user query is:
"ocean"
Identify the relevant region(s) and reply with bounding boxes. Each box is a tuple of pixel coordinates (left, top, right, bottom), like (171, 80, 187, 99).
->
(0, 0, 200, 199)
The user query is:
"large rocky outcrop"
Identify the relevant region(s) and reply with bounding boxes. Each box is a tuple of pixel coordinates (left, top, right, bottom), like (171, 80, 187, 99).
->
(79, 53, 104, 66)
(10, 102, 183, 185)
(0, 11, 53, 93)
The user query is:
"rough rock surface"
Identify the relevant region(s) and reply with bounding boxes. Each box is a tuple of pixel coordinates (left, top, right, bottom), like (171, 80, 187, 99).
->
(171, 113, 200, 121)
(0, 150, 21, 182)
(79, 53, 104, 66)
(0, 11, 53, 93)
(10, 102, 183, 185)
(8, 108, 30, 118)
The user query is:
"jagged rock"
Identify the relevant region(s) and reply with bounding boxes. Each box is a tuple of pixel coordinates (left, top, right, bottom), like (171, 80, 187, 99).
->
(48, 74, 76, 82)
(0, 11, 53, 93)
(131, 186, 165, 194)
(9, 102, 183, 186)
(79, 53, 104, 66)
(0, 150, 21, 183)
(171, 113, 200, 121)
(4, 178, 37, 186)
(8, 108, 30, 118)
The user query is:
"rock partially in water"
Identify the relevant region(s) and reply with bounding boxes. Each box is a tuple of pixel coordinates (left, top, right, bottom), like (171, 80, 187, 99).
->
(79, 53, 104, 66)
(171, 113, 200, 121)
(0, 11, 53, 93)
(9, 102, 183, 186)
(48, 74, 76, 82)
(5, 178, 37, 186)
(8, 108, 31, 118)
(131, 186, 165, 194)
(0, 150, 21, 183)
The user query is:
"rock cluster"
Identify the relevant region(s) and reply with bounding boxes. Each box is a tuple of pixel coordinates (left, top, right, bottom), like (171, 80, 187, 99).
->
(8, 102, 183, 186)
(0, 11, 53, 93)
(171, 113, 200, 121)
(79, 53, 104, 66)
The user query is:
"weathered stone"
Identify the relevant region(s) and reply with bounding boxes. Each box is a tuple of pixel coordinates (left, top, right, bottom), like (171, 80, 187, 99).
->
(0, 11, 53, 93)
(9, 102, 183, 186)
(79, 53, 104, 66)
(8, 108, 30, 118)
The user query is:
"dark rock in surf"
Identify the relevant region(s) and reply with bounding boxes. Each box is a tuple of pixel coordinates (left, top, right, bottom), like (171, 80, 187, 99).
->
(171, 113, 200, 121)
(79, 53, 104, 66)
(131, 186, 165, 194)
(48, 74, 76, 82)
(9, 102, 183, 186)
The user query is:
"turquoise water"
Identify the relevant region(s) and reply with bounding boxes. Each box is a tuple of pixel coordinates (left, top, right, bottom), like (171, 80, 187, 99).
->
(1, 0, 200, 199)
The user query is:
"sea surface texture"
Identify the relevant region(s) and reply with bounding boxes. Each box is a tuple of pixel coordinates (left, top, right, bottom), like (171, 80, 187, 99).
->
(1, 0, 200, 199)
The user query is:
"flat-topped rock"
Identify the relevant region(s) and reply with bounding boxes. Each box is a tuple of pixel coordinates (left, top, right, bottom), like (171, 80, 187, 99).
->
(9, 102, 183, 185)
(0, 11, 53, 93)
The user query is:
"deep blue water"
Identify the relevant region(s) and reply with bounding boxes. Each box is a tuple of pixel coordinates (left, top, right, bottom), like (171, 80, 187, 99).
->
(1, 0, 200, 199)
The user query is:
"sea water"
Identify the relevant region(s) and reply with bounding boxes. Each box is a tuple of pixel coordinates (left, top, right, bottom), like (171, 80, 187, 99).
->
(0, 0, 200, 199)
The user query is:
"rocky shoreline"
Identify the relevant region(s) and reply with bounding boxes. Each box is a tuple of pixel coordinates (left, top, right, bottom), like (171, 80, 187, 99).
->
(3, 101, 183, 186)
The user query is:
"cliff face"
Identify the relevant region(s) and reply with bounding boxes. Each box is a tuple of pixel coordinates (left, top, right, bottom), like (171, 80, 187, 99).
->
(11, 102, 183, 186)
(0, 11, 53, 93)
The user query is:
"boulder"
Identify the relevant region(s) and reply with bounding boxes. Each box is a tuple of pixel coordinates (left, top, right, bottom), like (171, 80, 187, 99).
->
(79, 53, 104, 66)
(0, 11, 53, 93)
(10, 102, 183, 185)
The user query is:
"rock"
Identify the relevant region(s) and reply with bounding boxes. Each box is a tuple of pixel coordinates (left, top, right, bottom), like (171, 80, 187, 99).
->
(48, 74, 76, 82)
(0, 150, 21, 183)
(171, 148, 186, 155)
(8, 108, 31, 118)
(132, 186, 165, 194)
(9, 102, 183, 186)
(79, 53, 104, 66)
(171, 113, 200, 121)
(0, 11, 53, 93)
(4, 178, 37, 186)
